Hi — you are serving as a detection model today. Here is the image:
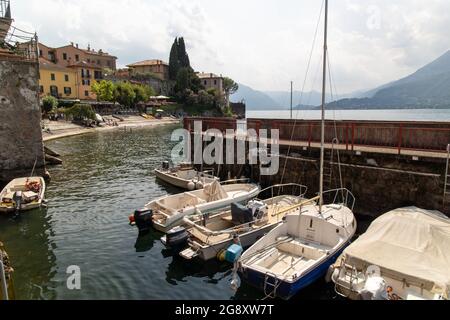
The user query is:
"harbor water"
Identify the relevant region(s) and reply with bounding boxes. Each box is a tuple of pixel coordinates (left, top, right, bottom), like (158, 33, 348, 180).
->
(0, 124, 357, 300)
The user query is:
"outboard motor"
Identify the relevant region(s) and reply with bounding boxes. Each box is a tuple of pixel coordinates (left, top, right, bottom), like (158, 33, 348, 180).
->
(162, 161, 170, 170)
(13, 191, 23, 218)
(163, 226, 189, 250)
(134, 208, 153, 233)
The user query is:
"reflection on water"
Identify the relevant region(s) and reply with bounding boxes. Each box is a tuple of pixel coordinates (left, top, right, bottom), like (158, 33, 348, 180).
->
(0, 124, 367, 300)
(0, 207, 57, 300)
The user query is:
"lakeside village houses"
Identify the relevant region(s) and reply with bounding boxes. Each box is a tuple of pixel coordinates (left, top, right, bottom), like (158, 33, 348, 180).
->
(34, 42, 225, 105)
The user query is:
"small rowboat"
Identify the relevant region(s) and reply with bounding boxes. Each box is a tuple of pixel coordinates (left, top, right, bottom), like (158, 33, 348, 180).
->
(136, 180, 260, 234)
(154, 161, 219, 190)
(175, 184, 308, 261)
(0, 177, 46, 213)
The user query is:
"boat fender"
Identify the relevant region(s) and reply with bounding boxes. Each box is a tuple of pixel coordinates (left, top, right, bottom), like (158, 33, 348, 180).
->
(217, 249, 226, 262)
(195, 181, 204, 190)
(134, 208, 153, 233)
(230, 270, 241, 292)
(325, 265, 335, 283)
(360, 276, 388, 300)
(187, 181, 195, 191)
(128, 214, 136, 225)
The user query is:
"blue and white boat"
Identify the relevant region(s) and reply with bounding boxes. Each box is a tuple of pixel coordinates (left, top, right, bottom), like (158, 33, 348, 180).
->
(237, 189, 356, 299)
(236, 0, 357, 299)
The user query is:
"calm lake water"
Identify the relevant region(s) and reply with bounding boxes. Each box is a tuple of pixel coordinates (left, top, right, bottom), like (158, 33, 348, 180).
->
(247, 108, 450, 121)
(1, 124, 364, 300)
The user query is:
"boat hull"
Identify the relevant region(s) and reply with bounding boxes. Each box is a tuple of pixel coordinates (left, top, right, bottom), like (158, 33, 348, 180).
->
(155, 169, 217, 190)
(152, 185, 261, 233)
(0, 177, 46, 214)
(239, 245, 347, 300)
(194, 223, 277, 261)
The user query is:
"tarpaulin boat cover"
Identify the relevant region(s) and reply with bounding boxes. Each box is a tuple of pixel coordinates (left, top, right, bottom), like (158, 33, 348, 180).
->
(203, 180, 227, 202)
(344, 206, 450, 297)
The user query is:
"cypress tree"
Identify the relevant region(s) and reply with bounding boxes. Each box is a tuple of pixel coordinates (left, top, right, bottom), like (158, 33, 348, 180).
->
(169, 38, 180, 80)
(177, 37, 191, 69)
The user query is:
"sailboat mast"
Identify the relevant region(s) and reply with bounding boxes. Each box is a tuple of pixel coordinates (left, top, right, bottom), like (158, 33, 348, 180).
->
(290, 81, 293, 119)
(319, 0, 328, 213)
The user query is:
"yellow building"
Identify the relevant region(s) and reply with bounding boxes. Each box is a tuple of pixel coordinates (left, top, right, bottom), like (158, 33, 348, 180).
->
(39, 58, 77, 99)
(67, 61, 103, 100)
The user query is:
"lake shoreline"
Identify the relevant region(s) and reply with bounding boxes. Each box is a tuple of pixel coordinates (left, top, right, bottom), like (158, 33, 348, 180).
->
(42, 116, 181, 142)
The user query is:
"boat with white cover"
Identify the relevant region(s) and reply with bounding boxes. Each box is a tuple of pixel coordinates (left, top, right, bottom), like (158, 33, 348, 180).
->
(330, 206, 449, 300)
(238, 189, 356, 299)
(176, 184, 309, 261)
(146, 180, 260, 233)
(0, 177, 46, 213)
(155, 161, 219, 190)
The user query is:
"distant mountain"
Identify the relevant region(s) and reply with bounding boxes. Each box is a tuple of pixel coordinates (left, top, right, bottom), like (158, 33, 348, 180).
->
(264, 90, 350, 108)
(328, 50, 450, 109)
(231, 84, 280, 110)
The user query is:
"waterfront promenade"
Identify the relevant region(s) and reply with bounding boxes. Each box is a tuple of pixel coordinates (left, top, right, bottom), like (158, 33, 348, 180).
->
(42, 116, 180, 142)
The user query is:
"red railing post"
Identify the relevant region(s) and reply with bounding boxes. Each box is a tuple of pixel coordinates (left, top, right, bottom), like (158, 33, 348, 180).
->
(346, 123, 349, 151)
(308, 123, 312, 148)
(351, 123, 355, 151)
(398, 124, 403, 155)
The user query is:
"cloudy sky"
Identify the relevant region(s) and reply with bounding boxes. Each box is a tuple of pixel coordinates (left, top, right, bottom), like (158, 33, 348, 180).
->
(12, 0, 450, 93)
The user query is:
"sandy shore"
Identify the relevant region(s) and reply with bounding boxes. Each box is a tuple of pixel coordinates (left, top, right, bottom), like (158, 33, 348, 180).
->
(42, 115, 180, 142)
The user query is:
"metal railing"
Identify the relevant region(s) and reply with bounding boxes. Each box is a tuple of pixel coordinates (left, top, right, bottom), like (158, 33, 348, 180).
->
(0, 19, 38, 62)
(184, 117, 450, 154)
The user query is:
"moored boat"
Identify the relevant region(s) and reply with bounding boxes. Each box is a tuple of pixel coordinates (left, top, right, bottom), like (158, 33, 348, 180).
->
(329, 206, 450, 300)
(0, 177, 46, 214)
(135, 180, 260, 233)
(237, 189, 356, 299)
(173, 184, 308, 261)
(154, 161, 219, 190)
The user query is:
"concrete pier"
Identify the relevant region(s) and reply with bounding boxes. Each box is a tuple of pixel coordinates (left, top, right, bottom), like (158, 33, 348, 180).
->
(184, 117, 450, 217)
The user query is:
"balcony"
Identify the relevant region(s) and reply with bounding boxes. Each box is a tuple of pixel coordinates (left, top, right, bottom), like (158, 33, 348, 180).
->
(0, 1, 38, 62)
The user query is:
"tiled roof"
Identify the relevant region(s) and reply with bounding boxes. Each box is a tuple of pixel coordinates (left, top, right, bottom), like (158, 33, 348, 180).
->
(67, 60, 103, 69)
(127, 59, 169, 67)
(39, 57, 73, 72)
(197, 72, 222, 79)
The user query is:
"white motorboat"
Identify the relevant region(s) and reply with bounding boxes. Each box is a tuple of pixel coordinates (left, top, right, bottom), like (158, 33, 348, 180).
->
(0, 177, 46, 213)
(174, 184, 308, 261)
(329, 206, 449, 300)
(238, 189, 356, 299)
(136, 180, 260, 233)
(154, 161, 219, 190)
(235, 0, 357, 300)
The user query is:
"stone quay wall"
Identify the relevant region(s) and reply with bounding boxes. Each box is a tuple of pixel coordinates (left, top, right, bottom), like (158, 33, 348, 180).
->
(0, 60, 45, 184)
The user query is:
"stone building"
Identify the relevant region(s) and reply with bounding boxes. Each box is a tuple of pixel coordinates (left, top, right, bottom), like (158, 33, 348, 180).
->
(197, 72, 224, 94)
(0, 0, 45, 184)
(127, 59, 170, 81)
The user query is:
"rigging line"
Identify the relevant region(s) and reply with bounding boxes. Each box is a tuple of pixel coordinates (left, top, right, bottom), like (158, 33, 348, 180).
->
(327, 50, 344, 191)
(279, 0, 325, 188)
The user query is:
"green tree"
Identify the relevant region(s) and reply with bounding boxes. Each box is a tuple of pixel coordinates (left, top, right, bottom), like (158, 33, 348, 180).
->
(92, 80, 115, 102)
(64, 104, 96, 121)
(133, 84, 155, 105)
(114, 82, 136, 107)
(169, 38, 180, 81)
(41, 95, 58, 114)
(177, 37, 191, 69)
(223, 77, 239, 109)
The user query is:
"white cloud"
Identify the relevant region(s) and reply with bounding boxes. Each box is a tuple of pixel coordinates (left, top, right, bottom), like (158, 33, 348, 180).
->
(11, 0, 450, 93)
